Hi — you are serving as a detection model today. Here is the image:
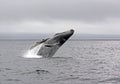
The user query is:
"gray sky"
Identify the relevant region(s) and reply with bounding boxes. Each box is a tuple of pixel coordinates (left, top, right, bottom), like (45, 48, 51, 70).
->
(0, 0, 120, 34)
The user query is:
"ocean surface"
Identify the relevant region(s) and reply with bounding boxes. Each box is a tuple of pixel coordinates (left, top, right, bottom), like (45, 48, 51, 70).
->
(0, 40, 120, 84)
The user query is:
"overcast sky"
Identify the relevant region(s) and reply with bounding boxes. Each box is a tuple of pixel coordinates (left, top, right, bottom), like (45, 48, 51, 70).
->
(0, 0, 120, 34)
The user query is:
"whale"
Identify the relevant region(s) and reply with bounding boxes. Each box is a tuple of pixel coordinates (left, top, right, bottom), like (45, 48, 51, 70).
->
(30, 29, 74, 58)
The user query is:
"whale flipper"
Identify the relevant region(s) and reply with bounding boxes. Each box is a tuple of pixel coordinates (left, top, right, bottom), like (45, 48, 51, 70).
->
(30, 38, 49, 49)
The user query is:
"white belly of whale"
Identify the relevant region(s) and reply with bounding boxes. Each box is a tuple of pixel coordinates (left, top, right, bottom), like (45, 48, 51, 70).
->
(23, 43, 43, 58)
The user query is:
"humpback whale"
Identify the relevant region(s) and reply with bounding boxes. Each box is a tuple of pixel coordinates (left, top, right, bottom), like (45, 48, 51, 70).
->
(29, 29, 74, 58)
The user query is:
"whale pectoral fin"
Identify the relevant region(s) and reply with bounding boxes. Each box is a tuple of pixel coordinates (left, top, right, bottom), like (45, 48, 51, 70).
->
(30, 43, 40, 49)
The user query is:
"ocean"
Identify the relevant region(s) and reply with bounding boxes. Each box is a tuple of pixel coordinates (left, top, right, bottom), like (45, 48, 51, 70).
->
(0, 40, 120, 84)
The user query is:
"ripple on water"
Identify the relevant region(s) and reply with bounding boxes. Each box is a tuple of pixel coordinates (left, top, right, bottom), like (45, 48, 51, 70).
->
(99, 77, 120, 83)
(6, 79, 21, 81)
(55, 75, 79, 81)
(21, 69, 50, 75)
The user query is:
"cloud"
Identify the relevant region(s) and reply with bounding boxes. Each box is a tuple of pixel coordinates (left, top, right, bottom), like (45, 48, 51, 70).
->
(0, 19, 120, 35)
(0, 0, 120, 34)
(0, 0, 120, 22)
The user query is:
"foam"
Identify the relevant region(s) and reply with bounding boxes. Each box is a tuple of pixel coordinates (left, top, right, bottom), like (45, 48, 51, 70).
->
(23, 43, 43, 58)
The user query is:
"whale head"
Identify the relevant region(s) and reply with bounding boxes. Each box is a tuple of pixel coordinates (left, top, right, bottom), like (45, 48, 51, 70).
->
(45, 29, 74, 46)
(54, 29, 74, 45)
(30, 29, 74, 57)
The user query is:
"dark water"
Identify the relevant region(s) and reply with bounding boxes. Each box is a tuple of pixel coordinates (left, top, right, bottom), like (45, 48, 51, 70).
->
(0, 40, 120, 84)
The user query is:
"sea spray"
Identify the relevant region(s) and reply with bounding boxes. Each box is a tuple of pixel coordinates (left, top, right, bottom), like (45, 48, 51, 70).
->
(23, 43, 43, 58)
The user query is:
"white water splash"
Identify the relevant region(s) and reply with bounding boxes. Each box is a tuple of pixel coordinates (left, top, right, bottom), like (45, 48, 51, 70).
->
(23, 43, 43, 58)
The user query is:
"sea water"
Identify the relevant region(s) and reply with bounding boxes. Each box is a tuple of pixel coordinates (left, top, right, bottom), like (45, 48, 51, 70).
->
(0, 40, 120, 84)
